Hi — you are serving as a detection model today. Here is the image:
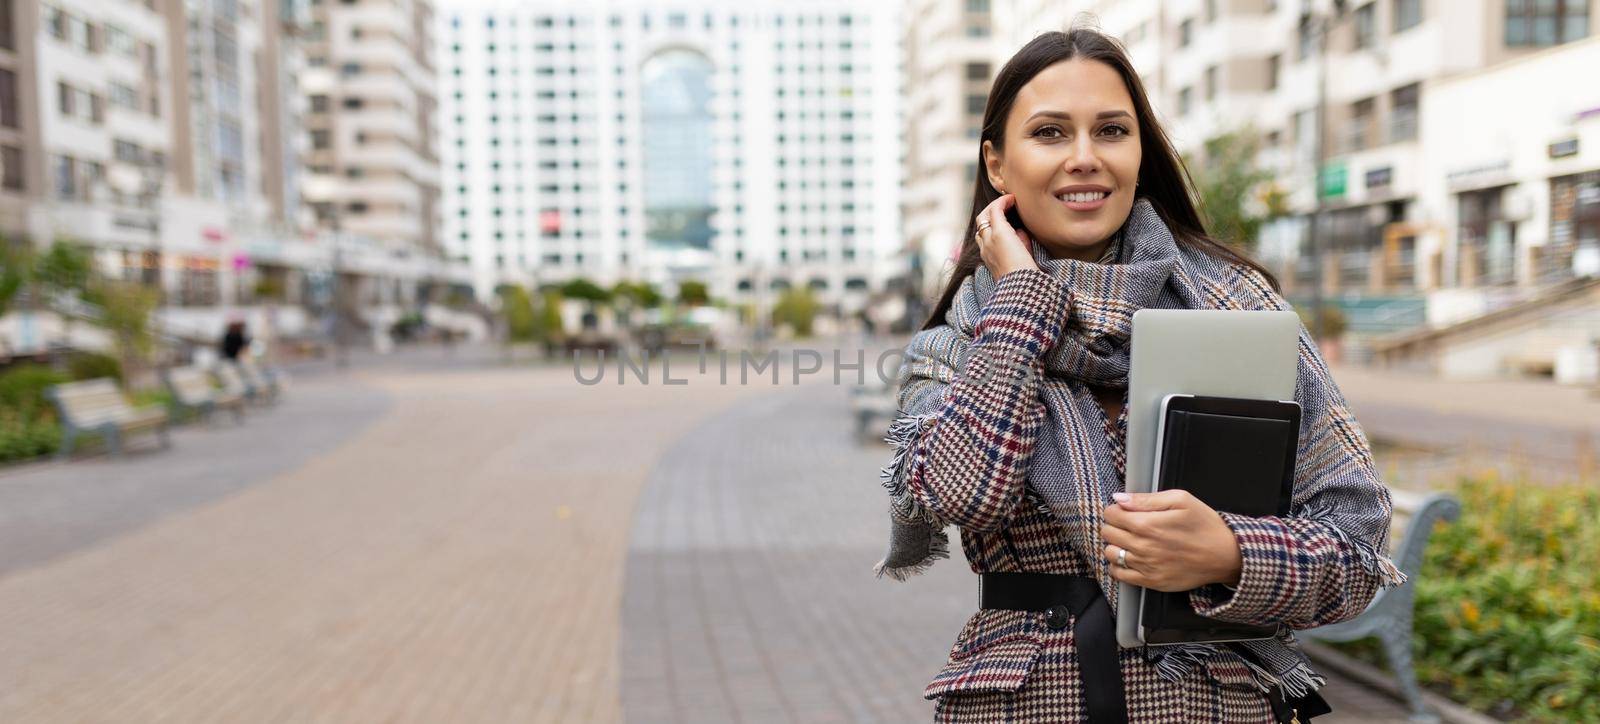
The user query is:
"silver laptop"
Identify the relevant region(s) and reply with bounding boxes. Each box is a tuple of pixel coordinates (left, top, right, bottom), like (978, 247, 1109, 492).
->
(1115, 309, 1301, 648)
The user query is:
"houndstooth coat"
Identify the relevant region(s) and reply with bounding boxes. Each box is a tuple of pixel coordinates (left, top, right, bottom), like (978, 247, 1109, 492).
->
(896, 268, 1393, 723)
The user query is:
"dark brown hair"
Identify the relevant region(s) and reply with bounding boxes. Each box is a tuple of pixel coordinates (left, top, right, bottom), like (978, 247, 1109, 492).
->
(919, 28, 1279, 331)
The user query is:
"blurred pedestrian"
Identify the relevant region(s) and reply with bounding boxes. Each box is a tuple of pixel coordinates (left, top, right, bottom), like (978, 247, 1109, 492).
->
(220, 319, 250, 362)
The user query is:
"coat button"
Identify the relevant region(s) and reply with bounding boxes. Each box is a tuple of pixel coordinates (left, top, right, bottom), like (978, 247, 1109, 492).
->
(1044, 604, 1070, 630)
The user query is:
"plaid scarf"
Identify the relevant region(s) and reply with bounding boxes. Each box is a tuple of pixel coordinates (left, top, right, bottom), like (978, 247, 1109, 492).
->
(876, 198, 1404, 697)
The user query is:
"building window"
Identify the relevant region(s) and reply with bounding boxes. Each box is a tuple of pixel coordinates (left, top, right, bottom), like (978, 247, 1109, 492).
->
(1204, 0, 1218, 23)
(1, 145, 23, 191)
(1389, 83, 1419, 142)
(1353, 3, 1376, 49)
(0, 0, 14, 51)
(1393, 0, 1423, 33)
(1506, 0, 1589, 46)
(0, 68, 16, 128)
(1178, 86, 1192, 116)
(1267, 54, 1280, 91)
(1297, 19, 1314, 60)
(1346, 97, 1375, 151)
(1457, 186, 1515, 285)
(1178, 18, 1193, 47)
(1204, 65, 1218, 101)
(965, 62, 990, 81)
(966, 94, 986, 114)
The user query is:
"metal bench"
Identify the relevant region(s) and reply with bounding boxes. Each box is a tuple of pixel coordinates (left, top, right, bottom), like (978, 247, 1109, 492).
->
(238, 357, 284, 403)
(46, 378, 171, 459)
(1301, 489, 1462, 722)
(162, 365, 245, 424)
(851, 377, 898, 443)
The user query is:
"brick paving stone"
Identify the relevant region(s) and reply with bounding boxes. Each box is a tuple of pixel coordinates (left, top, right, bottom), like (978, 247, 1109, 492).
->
(0, 354, 766, 723)
(620, 372, 1421, 723)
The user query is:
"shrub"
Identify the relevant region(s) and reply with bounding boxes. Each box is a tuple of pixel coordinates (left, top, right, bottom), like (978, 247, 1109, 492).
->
(67, 352, 122, 383)
(0, 364, 69, 419)
(1349, 478, 1600, 721)
(771, 287, 819, 337)
(0, 406, 60, 462)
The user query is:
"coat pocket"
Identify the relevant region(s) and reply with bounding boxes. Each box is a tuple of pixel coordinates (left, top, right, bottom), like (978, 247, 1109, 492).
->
(922, 609, 1046, 700)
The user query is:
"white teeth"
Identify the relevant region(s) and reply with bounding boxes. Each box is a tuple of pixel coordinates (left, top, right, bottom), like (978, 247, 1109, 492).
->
(1058, 191, 1109, 203)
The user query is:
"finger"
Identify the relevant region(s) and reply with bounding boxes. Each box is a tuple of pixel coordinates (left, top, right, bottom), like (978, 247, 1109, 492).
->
(1102, 502, 1141, 532)
(1107, 562, 1151, 587)
(1102, 543, 1140, 572)
(1113, 489, 1192, 512)
(1099, 523, 1141, 553)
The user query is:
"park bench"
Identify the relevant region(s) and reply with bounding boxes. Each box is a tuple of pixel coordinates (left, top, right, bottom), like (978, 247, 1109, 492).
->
(162, 365, 245, 424)
(1301, 488, 1462, 723)
(46, 378, 171, 459)
(851, 376, 899, 443)
(214, 360, 278, 405)
(237, 358, 282, 403)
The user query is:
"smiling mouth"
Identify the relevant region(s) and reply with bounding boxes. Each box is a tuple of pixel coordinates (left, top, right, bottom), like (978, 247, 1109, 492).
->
(1056, 191, 1110, 203)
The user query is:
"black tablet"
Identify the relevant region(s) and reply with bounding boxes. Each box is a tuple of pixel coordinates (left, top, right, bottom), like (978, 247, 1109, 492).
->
(1137, 394, 1300, 646)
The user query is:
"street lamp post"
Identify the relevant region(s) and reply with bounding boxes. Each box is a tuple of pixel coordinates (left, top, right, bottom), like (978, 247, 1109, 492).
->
(1304, 0, 1349, 341)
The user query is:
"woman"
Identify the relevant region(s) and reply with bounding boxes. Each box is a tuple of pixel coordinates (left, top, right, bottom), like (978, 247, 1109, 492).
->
(875, 28, 1402, 723)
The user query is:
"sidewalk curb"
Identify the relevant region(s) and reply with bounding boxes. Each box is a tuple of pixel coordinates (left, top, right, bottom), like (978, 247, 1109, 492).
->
(1303, 643, 1502, 724)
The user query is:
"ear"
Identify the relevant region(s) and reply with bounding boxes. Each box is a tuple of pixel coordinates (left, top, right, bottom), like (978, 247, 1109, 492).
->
(981, 140, 1006, 194)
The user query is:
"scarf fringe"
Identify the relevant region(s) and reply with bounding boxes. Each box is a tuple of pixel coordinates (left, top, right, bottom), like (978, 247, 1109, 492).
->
(1305, 504, 1409, 589)
(878, 411, 937, 498)
(872, 527, 950, 581)
(1150, 643, 1214, 683)
(1232, 648, 1328, 699)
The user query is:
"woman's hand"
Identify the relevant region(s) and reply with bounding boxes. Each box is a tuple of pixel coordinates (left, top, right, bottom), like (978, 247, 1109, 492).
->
(975, 194, 1039, 280)
(1100, 490, 1244, 592)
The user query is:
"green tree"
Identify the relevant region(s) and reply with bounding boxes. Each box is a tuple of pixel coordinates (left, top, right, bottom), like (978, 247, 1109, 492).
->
(33, 241, 93, 300)
(497, 285, 538, 343)
(559, 278, 611, 305)
(537, 289, 565, 341)
(83, 280, 160, 390)
(770, 287, 819, 337)
(611, 280, 663, 309)
(0, 236, 29, 318)
(1186, 127, 1288, 250)
(677, 279, 709, 307)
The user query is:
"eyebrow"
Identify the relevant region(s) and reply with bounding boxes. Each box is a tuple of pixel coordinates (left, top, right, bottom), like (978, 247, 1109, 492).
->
(1025, 110, 1133, 122)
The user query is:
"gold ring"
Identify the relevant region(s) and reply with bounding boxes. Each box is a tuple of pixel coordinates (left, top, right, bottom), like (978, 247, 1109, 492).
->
(1116, 547, 1128, 568)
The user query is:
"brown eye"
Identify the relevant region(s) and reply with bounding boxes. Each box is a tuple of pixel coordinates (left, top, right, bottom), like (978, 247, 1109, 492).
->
(1100, 124, 1130, 137)
(1033, 125, 1062, 138)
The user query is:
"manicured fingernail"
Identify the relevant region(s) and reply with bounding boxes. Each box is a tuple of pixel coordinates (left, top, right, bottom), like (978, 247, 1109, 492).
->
(1112, 492, 1131, 504)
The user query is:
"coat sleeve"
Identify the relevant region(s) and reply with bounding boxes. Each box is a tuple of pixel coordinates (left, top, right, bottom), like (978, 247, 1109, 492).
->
(892, 268, 1072, 533)
(1186, 326, 1403, 629)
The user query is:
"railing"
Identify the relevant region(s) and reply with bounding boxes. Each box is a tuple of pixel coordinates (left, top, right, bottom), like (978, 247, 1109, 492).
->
(1388, 109, 1418, 143)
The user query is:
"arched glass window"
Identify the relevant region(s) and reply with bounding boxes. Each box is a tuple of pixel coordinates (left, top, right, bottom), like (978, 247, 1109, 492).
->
(640, 48, 715, 250)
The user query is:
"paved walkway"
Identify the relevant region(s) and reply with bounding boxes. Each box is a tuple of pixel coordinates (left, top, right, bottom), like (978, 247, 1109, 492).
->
(621, 377, 1414, 723)
(0, 350, 766, 722)
(0, 341, 1429, 722)
(1330, 363, 1600, 487)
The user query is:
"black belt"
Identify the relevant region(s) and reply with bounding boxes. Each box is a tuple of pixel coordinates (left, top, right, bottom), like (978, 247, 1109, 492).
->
(980, 572, 1128, 723)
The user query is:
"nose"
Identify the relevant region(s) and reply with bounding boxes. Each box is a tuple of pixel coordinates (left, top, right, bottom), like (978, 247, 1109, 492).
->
(1063, 135, 1102, 175)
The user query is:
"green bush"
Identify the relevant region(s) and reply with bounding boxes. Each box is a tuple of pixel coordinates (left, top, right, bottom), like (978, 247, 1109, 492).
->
(67, 352, 122, 383)
(0, 364, 69, 419)
(771, 287, 819, 337)
(0, 406, 60, 462)
(1355, 479, 1600, 721)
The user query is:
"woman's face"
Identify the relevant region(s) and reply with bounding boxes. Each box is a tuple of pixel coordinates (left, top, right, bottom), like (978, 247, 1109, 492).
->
(982, 58, 1142, 262)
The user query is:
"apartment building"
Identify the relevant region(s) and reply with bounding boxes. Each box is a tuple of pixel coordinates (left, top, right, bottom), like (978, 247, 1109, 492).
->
(436, 0, 903, 315)
(899, 0, 997, 317)
(990, 0, 1596, 315)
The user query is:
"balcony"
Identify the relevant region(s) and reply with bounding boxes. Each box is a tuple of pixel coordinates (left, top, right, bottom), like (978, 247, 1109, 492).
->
(1388, 108, 1418, 144)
